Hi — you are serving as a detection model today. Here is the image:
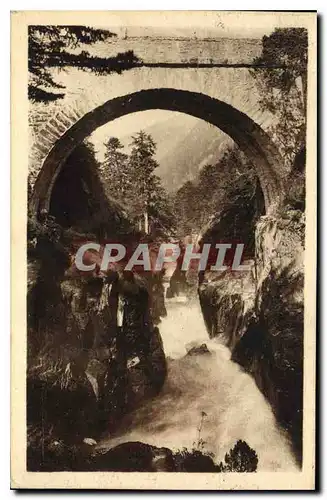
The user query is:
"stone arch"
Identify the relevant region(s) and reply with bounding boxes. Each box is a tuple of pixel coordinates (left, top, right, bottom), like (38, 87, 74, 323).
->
(30, 88, 285, 216)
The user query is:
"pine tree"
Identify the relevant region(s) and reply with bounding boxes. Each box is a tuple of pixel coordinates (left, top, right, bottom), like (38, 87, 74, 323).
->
(125, 131, 175, 237)
(28, 25, 140, 102)
(100, 137, 129, 206)
(128, 131, 159, 234)
(218, 440, 258, 472)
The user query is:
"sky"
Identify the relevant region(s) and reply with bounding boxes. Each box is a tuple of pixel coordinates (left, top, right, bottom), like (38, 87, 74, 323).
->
(79, 10, 282, 39)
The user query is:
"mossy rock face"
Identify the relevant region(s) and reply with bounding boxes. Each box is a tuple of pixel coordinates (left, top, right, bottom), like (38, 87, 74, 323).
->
(235, 215, 304, 463)
(27, 231, 168, 472)
(199, 211, 304, 464)
(27, 256, 168, 471)
(232, 265, 304, 463)
(198, 266, 256, 348)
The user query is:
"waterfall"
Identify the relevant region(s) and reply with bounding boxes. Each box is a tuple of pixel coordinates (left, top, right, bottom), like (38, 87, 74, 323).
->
(98, 296, 299, 472)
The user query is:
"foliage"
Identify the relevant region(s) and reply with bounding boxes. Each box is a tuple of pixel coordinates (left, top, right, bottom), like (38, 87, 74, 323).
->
(28, 25, 140, 102)
(217, 440, 258, 472)
(99, 132, 175, 238)
(127, 131, 175, 236)
(173, 447, 219, 472)
(250, 28, 308, 170)
(173, 439, 258, 473)
(173, 145, 264, 254)
(127, 131, 159, 229)
(284, 147, 306, 211)
(253, 28, 308, 98)
(173, 411, 258, 472)
(100, 137, 130, 205)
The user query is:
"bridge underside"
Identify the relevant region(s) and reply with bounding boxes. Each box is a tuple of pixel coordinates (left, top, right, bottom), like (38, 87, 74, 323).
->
(30, 88, 285, 216)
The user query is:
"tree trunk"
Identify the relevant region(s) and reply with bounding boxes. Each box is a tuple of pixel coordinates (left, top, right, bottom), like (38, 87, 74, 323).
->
(144, 210, 149, 235)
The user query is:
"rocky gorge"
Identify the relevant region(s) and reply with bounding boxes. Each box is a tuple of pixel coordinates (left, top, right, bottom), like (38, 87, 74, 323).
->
(26, 144, 305, 472)
(26, 154, 169, 471)
(198, 209, 305, 464)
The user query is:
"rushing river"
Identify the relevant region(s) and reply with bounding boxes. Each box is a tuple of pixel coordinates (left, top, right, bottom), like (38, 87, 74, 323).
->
(99, 296, 298, 472)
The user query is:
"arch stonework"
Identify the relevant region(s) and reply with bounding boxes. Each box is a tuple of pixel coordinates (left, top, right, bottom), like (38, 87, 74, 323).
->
(30, 88, 285, 216)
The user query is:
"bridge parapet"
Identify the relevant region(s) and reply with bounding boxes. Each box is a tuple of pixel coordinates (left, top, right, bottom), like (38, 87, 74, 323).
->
(98, 36, 262, 64)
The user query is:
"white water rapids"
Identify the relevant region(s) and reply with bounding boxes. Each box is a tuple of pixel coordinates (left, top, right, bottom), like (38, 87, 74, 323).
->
(99, 296, 299, 472)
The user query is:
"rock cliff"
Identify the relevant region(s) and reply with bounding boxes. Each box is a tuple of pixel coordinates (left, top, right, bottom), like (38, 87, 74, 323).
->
(27, 156, 168, 471)
(199, 210, 305, 463)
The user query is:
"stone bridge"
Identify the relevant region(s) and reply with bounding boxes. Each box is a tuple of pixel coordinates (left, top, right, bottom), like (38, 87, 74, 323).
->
(29, 35, 287, 216)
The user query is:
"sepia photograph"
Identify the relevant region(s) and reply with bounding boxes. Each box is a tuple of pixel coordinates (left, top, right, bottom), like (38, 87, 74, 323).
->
(11, 10, 316, 490)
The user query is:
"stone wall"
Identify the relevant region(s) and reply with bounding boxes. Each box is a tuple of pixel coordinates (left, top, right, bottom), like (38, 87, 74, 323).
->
(100, 36, 262, 64)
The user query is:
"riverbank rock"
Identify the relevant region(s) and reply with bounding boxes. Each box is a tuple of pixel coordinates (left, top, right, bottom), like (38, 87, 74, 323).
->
(198, 264, 256, 348)
(89, 440, 257, 473)
(89, 442, 221, 472)
(186, 342, 211, 356)
(91, 442, 176, 472)
(125, 326, 167, 408)
(27, 255, 168, 471)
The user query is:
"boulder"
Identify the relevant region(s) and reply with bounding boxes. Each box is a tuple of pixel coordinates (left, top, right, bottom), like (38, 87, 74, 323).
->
(90, 442, 176, 472)
(186, 343, 211, 356)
